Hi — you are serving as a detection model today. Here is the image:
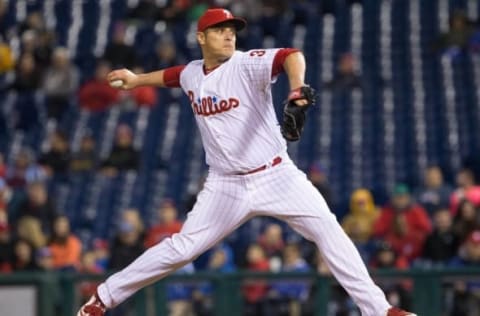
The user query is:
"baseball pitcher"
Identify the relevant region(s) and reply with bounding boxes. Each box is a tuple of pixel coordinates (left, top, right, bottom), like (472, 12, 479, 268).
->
(78, 8, 415, 316)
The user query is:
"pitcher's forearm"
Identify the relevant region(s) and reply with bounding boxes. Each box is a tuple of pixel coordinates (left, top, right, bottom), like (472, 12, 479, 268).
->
(136, 70, 166, 87)
(283, 52, 306, 90)
(107, 68, 166, 90)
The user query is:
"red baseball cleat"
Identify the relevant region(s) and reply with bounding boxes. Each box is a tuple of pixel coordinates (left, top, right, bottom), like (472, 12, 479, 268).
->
(387, 307, 417, 316)
(77, 293, 107, 316)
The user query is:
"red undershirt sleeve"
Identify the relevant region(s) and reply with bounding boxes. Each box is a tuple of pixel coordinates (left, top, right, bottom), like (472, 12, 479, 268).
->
(271, 48, 301, 78)
(163, 65, 186, 88)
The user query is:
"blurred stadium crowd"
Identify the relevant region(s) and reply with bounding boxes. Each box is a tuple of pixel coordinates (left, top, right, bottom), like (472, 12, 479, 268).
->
(1, 0, 480, 315)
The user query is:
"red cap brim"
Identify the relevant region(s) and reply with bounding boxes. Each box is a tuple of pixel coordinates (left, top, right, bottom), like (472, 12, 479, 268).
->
(197, 9, 247, 32)
(199, 17, 246, 32)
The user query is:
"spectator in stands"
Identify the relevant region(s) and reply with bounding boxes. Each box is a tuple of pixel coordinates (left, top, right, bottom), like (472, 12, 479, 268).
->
(166, 263, 196, 316)
(0, 212, 13, 273)
(11, 239, 40, 271)
(307, 162, 333, 208)
(450, 168, 480, 215)
(18, 11, 46, 37)
(70, 133, 97, 173)
(342, 188, 379, 262)
(267, 243, 311, 316)
(144, 199, 182, 248)
(0, 39, 14, 74)
(415, 165, 453, 215)
(208, 243, 236, 273)
(78, 250, 104, 303)
(421, 208, 459, 266)
(6, 148, 47, 188)
(383, 209, 429, 264)
(120, 208, 145, 239)
(38, 130, 71, 176)
(110, 207, 145, 313)
(48, 215, 82, 271)
(103, 22, 137, 69)
(16, 216, 47, 249)
(78, 60, 119, 112)
(374, 184, 432, 240)
(194, 243, 236, 314)
(109, 220, 145, 270)
(6, 149, 30, 188)
(433, 10, 477, 58)
(15, 181, 57, 234)
(28, 161, 47, 183)
(109, 218, 144, 316)
(81, 250, 103, 273)
(91, 238, 109, 272)
(325, 52, 362, 91)
(19, 11, 55, 70)
(101, 124, 140, 176)
(36, 246, 54, 271)
(452, 199, 480, 243)
(258, 223, 285, 264)
(42, 47, 79, 122)
(369, 241, 411, 311)
(34, 30, 56, 69)
(449, 230, 480, 316)
(243, 243, 270, 316)
(18, 28, 36, 55)
(10, 52, 42, 92)
(146, 34, 185, 71)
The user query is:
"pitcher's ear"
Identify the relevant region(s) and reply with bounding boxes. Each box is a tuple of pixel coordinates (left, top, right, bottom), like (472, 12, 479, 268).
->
(197, 32, 206, 45)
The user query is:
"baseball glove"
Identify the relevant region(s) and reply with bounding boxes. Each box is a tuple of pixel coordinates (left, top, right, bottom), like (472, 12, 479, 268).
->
(281, 85, 317, 141)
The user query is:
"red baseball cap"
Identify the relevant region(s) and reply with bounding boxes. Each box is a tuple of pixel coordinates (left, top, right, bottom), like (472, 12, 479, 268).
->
(197, 8, 246, 32)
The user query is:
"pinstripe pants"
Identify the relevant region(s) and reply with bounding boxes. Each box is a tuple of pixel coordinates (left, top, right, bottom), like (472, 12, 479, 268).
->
(98, 155, 391, 316)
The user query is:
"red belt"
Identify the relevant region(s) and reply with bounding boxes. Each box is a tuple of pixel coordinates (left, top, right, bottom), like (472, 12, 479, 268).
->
(236, 156, 282, 175)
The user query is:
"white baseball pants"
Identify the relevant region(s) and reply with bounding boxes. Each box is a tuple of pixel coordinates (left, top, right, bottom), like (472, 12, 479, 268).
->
(97, 155, 391, 316)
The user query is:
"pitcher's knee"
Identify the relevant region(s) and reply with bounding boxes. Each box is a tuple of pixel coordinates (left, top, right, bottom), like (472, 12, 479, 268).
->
(165, 233, 201, 264)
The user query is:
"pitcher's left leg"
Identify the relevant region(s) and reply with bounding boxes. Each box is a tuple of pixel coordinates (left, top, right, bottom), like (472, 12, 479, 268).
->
(252, 163, 391, 316)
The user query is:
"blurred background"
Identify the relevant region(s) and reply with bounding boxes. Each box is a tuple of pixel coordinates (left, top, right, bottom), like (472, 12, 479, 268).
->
(0, 0, 480, 315)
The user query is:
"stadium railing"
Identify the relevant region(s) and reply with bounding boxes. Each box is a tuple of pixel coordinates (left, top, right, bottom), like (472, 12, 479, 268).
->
(1, 268, 479, 316)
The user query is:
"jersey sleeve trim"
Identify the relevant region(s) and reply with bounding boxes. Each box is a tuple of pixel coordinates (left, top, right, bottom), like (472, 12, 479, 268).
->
(271, 48, 300, 78)
(163, 65, 186, 88)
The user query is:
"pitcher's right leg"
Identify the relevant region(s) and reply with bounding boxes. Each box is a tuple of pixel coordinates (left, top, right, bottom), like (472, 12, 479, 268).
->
(96, 173, 251, 309)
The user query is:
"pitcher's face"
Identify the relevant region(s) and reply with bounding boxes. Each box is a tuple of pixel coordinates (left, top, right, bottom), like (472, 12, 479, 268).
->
(198, 22, 236, 61)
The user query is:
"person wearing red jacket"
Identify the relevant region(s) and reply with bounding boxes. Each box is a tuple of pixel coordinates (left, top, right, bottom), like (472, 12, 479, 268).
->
(382, 214, 427, 263)
(78, 61, 119, 112)
(144, 200, 183, 248)
(374, 184, 432, 240)
(242, 243, 270, 316)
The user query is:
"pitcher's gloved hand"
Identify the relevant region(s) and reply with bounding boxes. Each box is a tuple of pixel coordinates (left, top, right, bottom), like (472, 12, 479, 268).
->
(281, 85, 317, 141)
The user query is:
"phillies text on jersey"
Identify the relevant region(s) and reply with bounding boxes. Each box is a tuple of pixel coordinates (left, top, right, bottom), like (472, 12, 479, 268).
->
(179, 49, 286, 174)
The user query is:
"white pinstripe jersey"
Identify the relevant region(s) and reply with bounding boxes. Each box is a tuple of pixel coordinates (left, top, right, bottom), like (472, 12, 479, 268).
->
(179, 49, 287, 174)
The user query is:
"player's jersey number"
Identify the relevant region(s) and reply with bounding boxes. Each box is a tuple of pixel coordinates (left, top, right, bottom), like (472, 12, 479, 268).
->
(249, 50, 266, 57)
